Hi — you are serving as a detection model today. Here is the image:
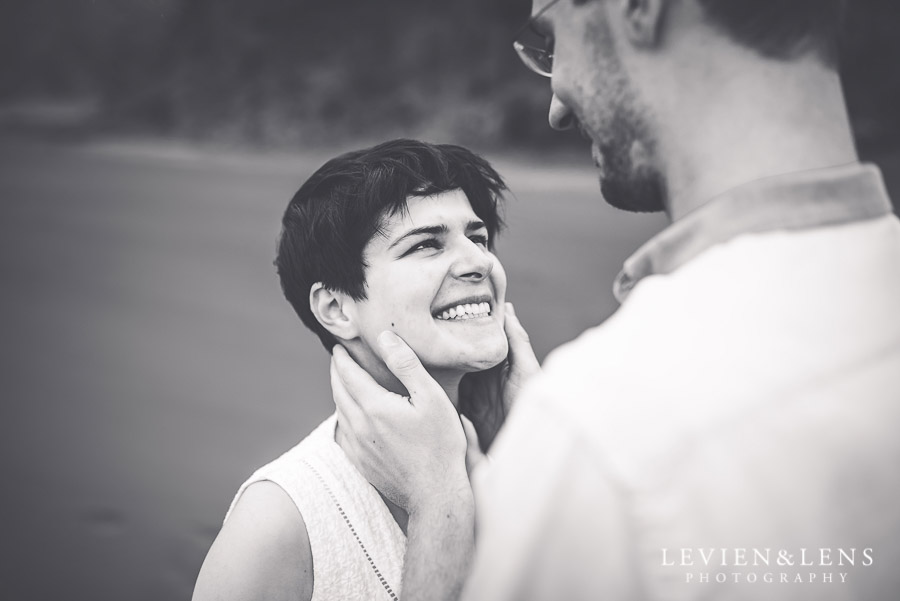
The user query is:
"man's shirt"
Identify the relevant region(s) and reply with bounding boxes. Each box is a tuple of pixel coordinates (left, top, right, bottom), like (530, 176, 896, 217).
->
(464, 164, 900, 600)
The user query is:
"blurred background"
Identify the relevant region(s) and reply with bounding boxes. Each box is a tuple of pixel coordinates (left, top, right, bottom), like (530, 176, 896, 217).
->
(1, 1, 899, 599)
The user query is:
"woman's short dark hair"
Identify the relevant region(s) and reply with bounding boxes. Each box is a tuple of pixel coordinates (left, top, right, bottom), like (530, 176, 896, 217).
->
(275, 139, 507, 350)
(696, 0, 846, 67)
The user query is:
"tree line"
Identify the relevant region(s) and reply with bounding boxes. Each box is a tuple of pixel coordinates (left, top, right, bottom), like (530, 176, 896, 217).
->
(1, 0, 897, 151)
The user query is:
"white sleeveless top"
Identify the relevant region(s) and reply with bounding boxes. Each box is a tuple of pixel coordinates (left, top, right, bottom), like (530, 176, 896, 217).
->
(225, 414, 407, 600)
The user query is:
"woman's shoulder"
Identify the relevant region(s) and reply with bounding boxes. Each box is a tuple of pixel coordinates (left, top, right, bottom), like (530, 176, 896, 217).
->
(193, 480, 314, 601)
(258, 415, 339, 475)
(223, 415, 338, 515)
(191, 417, 340, 601)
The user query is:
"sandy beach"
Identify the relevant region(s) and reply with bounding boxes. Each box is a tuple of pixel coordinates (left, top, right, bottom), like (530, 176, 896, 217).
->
(0, 137, 668, 599)
(4, 136, 898, 599)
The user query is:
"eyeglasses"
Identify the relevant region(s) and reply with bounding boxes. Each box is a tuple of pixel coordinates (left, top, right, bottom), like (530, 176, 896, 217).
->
(512, 0, 563, 78)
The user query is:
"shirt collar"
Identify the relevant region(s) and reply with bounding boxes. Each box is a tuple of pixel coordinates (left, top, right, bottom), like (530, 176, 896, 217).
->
(613, 163, 894, 303)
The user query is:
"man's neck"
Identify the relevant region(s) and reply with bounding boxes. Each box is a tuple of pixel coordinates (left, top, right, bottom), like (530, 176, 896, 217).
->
(649, 52, 858, 221)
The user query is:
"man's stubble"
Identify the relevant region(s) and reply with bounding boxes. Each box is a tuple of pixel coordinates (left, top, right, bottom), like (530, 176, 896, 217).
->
(578, 17, 667, 214)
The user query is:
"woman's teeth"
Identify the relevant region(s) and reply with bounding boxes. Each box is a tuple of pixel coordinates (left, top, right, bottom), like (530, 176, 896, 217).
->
(436, 302, 492, 321)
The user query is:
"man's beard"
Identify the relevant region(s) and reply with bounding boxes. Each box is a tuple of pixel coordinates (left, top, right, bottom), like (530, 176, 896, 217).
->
(576, 22, 668, 214)
(597, 138, 666, 213)
(590, 116, 666, 214)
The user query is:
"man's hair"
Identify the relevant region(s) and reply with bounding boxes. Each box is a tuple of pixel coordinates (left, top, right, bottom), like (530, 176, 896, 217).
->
(275, 139, 507, 350)
(696, 0, 846, 67)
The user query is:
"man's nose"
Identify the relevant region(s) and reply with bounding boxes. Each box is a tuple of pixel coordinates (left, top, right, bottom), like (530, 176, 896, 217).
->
(548, 94, 575, 131)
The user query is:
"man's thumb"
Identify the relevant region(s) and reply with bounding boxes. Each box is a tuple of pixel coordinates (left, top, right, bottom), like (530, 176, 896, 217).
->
(377, 331, 440, 402)
(460, 415, 486, 476)
(378, 330, 419, 372)
(505, 302, 540, 373)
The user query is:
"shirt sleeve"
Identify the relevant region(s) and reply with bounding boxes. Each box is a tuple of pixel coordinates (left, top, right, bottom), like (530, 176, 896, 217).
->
(461, 382, 643, 601)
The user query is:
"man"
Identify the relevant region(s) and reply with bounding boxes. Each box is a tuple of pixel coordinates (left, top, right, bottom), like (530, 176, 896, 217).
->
(332, 0, 900, 599)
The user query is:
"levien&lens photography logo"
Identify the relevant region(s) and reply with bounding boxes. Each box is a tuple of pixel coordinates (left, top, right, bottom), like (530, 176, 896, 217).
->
(661, 547, 875, 585)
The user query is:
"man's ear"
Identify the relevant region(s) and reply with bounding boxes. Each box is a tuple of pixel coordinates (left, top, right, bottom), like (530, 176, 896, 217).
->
(618, 0, 667, 47)
(310, 283, 359, 341)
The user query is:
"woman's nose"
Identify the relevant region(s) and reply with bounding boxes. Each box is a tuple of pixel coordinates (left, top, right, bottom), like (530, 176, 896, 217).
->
(548, 94, 575, 131)
(451, 239, 493, 281)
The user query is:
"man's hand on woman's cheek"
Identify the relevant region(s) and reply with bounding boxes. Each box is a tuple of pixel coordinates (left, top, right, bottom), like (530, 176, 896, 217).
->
(459, 302, 541, 449)
(330, 333, 471, 514)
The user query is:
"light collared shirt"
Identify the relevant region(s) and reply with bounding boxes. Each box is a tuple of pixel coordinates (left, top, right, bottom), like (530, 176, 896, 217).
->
(464, 164, 900, 601)
(614, 163, 893, 302)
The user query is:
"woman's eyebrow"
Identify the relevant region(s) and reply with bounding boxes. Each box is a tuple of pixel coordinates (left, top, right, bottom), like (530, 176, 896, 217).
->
(388, 224, 448, 249)
(466, 220, 487, 233)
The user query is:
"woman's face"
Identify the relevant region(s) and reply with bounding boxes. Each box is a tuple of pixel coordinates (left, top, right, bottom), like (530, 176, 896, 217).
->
(348, 189, 508, 376)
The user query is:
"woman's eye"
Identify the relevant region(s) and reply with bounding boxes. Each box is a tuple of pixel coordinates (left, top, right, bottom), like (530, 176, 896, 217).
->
(406, 239, 440, 255)
(470, 234, 489, 247)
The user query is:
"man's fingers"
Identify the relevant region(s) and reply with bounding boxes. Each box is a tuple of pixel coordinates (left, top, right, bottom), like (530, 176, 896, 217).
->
(377, 331, 445, 405)
(460, 415, 480, 448)
(504, 302, 540, 373)
(330, 351, 367, 429)
(331, 344, 393, 410)
(460, 415, 486, 476)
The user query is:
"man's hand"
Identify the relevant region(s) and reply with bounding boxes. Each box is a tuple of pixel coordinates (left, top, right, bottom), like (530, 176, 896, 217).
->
(459, 302, 541, 449)
(331, 331, 471, 514)
(332, 331, 476, 601)
(460, 415, 488, 477)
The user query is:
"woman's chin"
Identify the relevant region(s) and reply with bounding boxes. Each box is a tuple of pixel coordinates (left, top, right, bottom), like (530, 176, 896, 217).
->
(415, 336, 509, 377)
(460, 343, 509, 373)
(423, 352, 507, 376)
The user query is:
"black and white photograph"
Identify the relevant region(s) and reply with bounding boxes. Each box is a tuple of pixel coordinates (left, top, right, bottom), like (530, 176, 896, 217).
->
(2, 1, 900, 599)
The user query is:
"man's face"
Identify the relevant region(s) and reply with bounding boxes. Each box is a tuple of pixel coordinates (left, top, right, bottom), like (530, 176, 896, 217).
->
(348, 189, 509, 378)
(533, 0, 665, 212)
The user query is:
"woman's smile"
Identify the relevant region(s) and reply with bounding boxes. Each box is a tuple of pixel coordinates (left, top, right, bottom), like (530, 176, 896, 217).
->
(434, 301, 492, 321)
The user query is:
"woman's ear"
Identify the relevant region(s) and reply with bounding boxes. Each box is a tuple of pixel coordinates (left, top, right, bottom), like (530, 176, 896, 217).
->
(310, 283, 359, 341)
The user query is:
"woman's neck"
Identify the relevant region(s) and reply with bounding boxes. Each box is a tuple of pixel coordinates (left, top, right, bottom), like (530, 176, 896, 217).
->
(346, 343, 464, 408)
(331, 349, 465, 537)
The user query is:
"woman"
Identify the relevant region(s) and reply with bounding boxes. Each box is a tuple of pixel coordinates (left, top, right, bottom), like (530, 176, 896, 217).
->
(193, 139, 536, 601)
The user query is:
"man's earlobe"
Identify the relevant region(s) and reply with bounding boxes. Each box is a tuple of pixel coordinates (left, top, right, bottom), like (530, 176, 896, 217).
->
(621, 0, 667, 47)
(310, 283, 359, 341)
